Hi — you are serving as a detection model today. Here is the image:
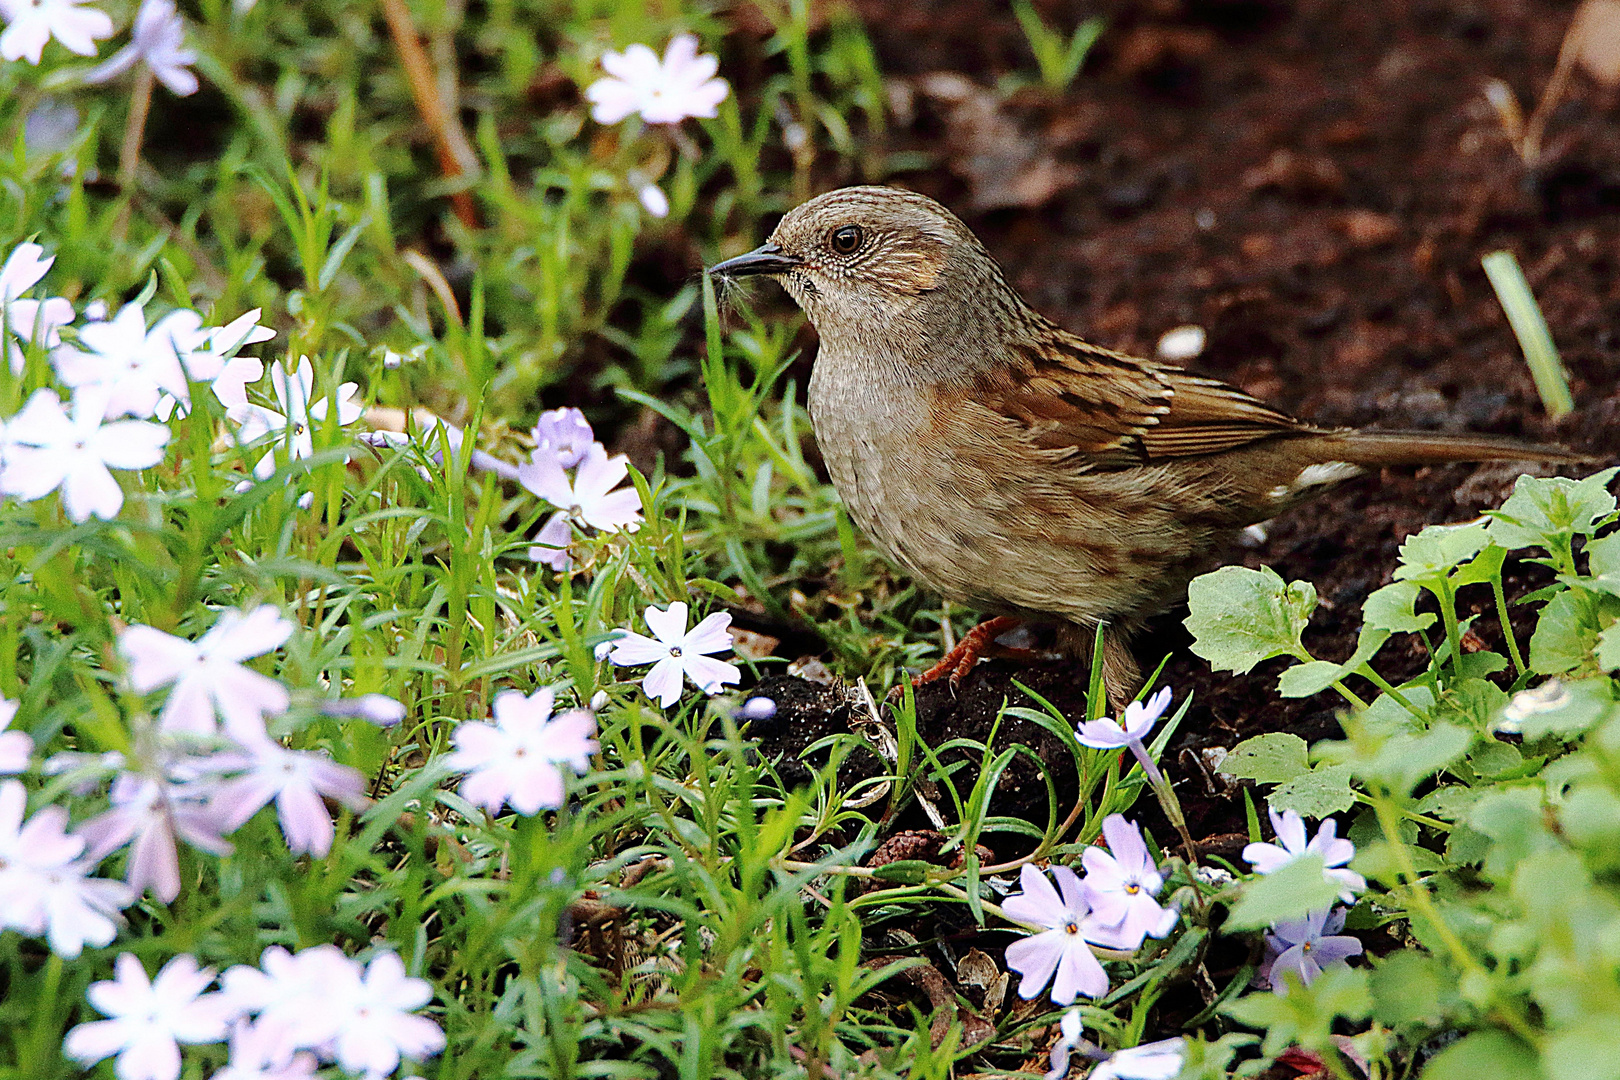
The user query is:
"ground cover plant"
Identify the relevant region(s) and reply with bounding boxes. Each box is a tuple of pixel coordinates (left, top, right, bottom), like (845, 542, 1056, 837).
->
(0, 1, 1618, 1079)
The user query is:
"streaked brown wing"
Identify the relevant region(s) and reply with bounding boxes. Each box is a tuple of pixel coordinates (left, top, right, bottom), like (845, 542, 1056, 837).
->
(979, 331, 1311, 466)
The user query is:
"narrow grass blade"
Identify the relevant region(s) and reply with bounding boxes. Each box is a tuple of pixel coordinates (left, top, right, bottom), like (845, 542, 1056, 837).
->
(1482, 249, 1574, 418)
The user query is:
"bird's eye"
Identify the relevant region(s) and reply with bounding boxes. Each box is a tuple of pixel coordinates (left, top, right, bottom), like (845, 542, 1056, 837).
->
(829, 225, 864, 255)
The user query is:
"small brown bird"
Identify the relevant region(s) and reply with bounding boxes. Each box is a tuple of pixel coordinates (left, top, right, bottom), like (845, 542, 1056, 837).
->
(708, 186, 1578, 701)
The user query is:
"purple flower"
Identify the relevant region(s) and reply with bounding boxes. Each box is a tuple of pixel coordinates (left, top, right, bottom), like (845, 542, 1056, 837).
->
(1075, 686, 1172, 785)
(608, 601, 740, 706)
(443, 688, 596, 816)
(118, 605, 294, 741)
(1090, 1038, 1187, 1080)
(329, 951, 446, 1078)
(213, 1020, 319, 1080)
(532, 406, 594, 469)
(1262, 907, 1363, 994)
(528, 511, 573, 571)
(1080, 815, 1177, 951)
(209, 739, 367, 857)
(1243, 808, 1365, 903)
(319, 693, 406, 727)
(1001, 863, 1109, 1004)
(1045, 1008, 1086, 1080)
(84, 0, 198, 96)
(63, 953, 233, 1080)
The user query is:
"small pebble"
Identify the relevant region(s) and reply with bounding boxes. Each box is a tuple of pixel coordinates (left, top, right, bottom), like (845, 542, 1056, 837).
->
(1156, 324, 1207, 362)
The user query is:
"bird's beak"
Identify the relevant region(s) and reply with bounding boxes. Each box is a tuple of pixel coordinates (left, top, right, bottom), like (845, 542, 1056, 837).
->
(707, 243, 801, 278)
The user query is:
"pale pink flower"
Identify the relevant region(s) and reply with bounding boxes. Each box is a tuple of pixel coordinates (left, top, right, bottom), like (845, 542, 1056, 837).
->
(1001, 863, 1109, 1004)
(528, 511, 573, 571)
(76, 766, 234, 903)
(0, 387, 169, 522)
(213, 1020, 320, 1080)
(1089, 1038, 1187, 1080)
(63, 953, 232, 1080)
(517, 441, 642, 532)
(585, 33, 729, 124)
(319, 693, 406, 727)
(221, 944, 357, 1056)
(151, 307, 275, 419)
(84, 0, 197, 95)
(209, 739, 367, 856)
(1045, 1008, 1086, 1080)
(637, 181, 669, 218)
(328, 951, 445, 1078)
(1079, 815, 1177, 951)
(1243, 808, 1365, 903)
(0, 697, 30, 774)
(444, 688, 596, 816)
(0, 779, 133, 956)
(118, 605, 294, 741)
(608, 601, 740, 706)
(0, 0, 113, 64)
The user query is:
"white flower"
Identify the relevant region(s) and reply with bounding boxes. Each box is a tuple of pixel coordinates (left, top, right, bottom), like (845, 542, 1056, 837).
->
(0, 697, 30, 774)
(1089, 1038, 1187, 1080)
(609, 601, 741, 706)
(0, 0, 113, 64)
(0, 241, 74, 373)
(319, 693, 406, 727)
(443, 688, 596, 816)
(150, 307, 275, 419)
(637, 181, 669, 218)
(64, 953, 231, 1080)
(0, 387, 170, 522)
(213, 1020, 319, 1080)
(221, 947, 444, 1078)
(1075, 687, 1173, 785)
(328, 951, 446, 1078)
(1243, 807, 1365, 903)
(228, 356, 363, 480)
(84, 0, 197, 95)
(209, 739, 367, 857)
(585, 33, 729, 125)
(517, 441, 642, 532)
(118, 606, 294, 741)
(53, 300, 188, 419)
(0, 779, 133, 957)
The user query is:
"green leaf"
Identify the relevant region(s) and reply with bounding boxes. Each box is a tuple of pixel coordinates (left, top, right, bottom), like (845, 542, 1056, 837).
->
(1370, 950, 1456, 1029)
(1530, 589, 1604, 675)
(1452, 541, 1509, 586)
(1393, 520, 1491, 584)
(1221, 966, 1370, 1057)
(1270, 763, 1358, 817)
(1509, 677, 1615, 740)
(1362, 580, 1436, 634)
(1350, 721, 1471, 795)
(1278, 627, 1389, 698)
(1597, 623, 1620, 671)
(868, 860, 934, 884)
(1185, 566, 1315, 674)
(1224, 853, 1345, 931)
(1544, 1019, 1620, 1080)
(1422, 1030, 1545, 1080)
(1487, 467, 1619, 551)
(1217, 733, 1310, 784)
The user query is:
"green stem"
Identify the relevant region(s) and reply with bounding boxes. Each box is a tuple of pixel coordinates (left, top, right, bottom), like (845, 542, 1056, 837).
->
(1352, 791, 1451, 832)
(1491, 574, 1527, 678)
(1436, 580, 1465, 684)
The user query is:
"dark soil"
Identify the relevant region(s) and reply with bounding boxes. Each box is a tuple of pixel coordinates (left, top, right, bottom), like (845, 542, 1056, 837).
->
(724, 0, 1620, 851)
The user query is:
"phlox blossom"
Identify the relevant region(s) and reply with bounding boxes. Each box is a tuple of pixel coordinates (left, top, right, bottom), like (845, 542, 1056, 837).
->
(609, 601, 741, 706)
(62, 953, 232, 1080)
(0, 779, 133, 957)
(0, 241, 74, 372)
(1243, 807, 1365, 903)
(1001, 863, 1109, 1004)
(0, 387, 169, 522)
(85, 0, 198, 95)
(1079, 815, 1177, 951)
(209, 739, 367, 857)
(228, 356, 363, 479)
(118, 605, 295, 740)
(1262, 906, 1363, 994)
(585, 33, 729, 125)
(0, 0, 113, 65)
(443, 687, 596, 816)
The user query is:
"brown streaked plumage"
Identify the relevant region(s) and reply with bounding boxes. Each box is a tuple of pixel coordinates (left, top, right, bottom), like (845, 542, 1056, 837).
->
(708, 186, 1581, 702)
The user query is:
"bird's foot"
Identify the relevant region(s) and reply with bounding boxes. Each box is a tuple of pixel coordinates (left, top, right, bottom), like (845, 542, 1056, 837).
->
(911, 616, 1024, 692)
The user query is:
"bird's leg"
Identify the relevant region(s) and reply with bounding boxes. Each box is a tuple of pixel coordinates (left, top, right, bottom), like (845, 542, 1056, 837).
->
(912, 615, 1024, 689)
(1054, 622, 1143, 715)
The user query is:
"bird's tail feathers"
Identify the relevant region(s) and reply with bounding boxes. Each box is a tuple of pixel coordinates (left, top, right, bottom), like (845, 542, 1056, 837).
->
(1318, 429, 1585, 467)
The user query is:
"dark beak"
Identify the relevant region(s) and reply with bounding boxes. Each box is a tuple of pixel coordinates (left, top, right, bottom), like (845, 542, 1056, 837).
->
(707, 243, 801, 278)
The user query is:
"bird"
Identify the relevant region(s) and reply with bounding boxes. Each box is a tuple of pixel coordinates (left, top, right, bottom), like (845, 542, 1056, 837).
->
(706, 185, 1581, 705)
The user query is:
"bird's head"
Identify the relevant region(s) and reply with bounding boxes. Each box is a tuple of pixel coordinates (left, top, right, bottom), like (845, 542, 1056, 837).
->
(707, 186, 1016, 358)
